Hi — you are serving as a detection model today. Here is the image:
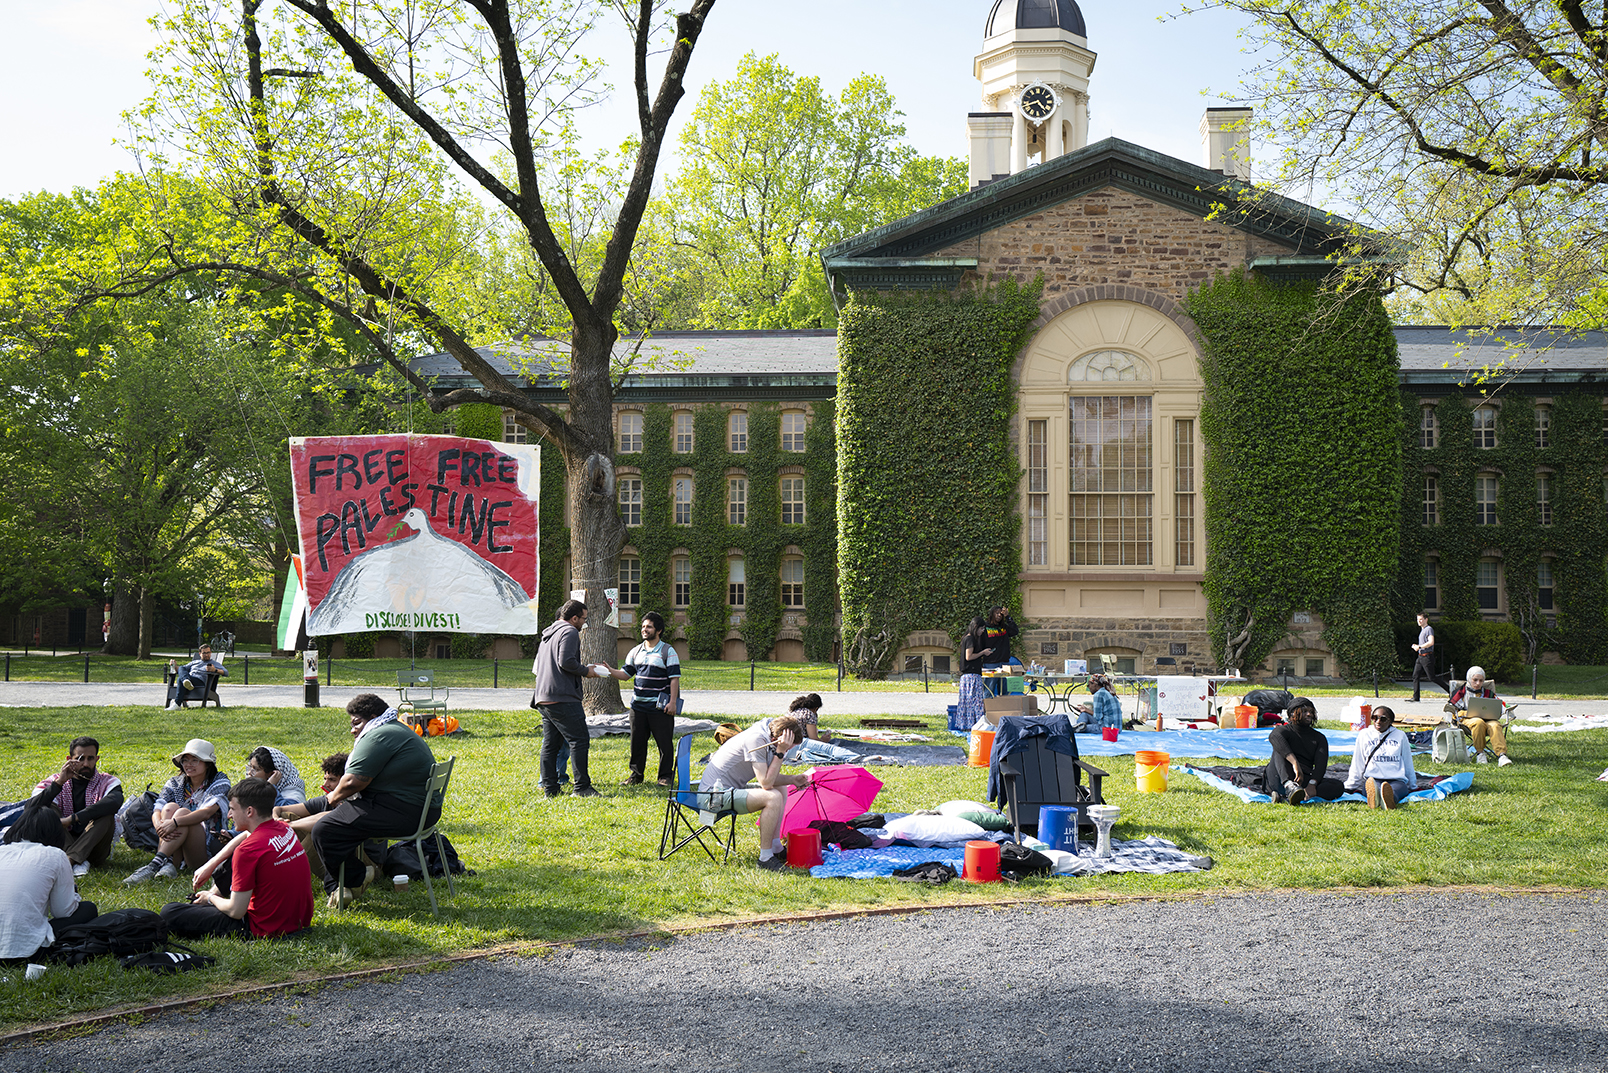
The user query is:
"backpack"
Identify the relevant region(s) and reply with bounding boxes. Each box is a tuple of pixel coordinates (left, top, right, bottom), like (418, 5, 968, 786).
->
(121, 943, 216, 975)
(44, 908, 169, 967)
(997, 840, 1054, 876)
(120, 787, 159, 853)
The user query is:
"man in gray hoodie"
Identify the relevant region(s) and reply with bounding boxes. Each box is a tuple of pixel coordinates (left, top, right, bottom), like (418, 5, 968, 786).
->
(533, 599, 603, 798)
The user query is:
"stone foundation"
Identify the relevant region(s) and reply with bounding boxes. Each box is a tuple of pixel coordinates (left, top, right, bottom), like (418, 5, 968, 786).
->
(1019, 617, 1215, 673)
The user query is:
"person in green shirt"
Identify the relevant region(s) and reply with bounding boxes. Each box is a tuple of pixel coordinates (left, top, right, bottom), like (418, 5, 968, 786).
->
(310, 694, 440, 910)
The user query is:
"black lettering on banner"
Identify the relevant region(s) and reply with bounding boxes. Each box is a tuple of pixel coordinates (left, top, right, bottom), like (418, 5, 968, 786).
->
(426, 484, 448, 515)
(315, 513, 340, 570)
(461, 452, 481, 486)
(339, 501, 366, 554)
(481, 451, 498, 483)
(497, 455, 517, 483)
(447, 490, 458, 529)
(378, 486, 398, 516)
(359, 499, 385, 533)
(362, 449, 385, 485)
(460, 496, 490, 543)
(385, 449, 407, 485)
(308, 455, 337, 493)
(334, 454, 361, 490)
(400, 483, 418, 511)
(436, 449, 460, 483)
(487, 501, 514, 552)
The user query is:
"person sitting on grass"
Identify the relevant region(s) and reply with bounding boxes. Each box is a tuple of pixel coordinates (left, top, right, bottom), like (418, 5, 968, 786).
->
(245, 746, 307, 806)
(311, 694, 439, 910)
(125, 739, 231, 885)
(696, 714, 812, 871)
(1344, 705, 1417, 810)
(1262, 698, 1344, 805)
(165, 644, 228, 709)
(32, 736, 124, 877)
(274, 752, 347, 878)
(0, 795, 97, 963)
(1072, 674, 1123, 734)
(789, 694, 831, 743)
(1448, 665, 1513, 767)
(162, 777, 313, 940)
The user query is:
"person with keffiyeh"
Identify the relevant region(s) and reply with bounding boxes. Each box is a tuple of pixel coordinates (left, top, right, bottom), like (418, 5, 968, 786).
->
(310, 693, 440, 910)
(31, 736, 124, 878)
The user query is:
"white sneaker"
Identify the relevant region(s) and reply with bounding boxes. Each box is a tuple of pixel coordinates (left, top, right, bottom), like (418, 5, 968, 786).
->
(1475, 752, 1489, 764)
(156, 860, 179, 879)
(165, 701, 179, 710)
(72, 860, 90, 878)
(1497, 754, 1513, 767)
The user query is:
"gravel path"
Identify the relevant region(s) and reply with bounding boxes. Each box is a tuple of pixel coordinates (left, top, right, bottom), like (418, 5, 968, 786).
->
(8, 891, 1606, 1072)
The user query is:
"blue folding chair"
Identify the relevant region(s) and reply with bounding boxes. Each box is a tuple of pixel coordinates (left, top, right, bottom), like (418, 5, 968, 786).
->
(659, 732, 738, 863)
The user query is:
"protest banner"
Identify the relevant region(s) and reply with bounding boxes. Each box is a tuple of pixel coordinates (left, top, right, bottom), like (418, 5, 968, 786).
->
(289, 434, 541, 635)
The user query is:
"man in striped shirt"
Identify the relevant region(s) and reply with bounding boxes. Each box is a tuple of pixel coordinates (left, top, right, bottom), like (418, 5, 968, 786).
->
(605, 611, 681, 786)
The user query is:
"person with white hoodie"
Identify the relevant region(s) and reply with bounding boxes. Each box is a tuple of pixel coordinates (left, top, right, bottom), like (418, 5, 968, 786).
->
(1345, 705, 1418, 810)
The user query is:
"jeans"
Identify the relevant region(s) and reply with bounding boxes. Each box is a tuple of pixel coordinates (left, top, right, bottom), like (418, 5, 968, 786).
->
(538, 701, 592, 793)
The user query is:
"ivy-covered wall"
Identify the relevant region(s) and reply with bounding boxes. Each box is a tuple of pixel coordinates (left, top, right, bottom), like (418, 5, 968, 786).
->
(1188, 271, 1403, 677)
(1394, 388, 1608, 664)
(611, 401, 838, 662)
(836, 281, 1043, 678)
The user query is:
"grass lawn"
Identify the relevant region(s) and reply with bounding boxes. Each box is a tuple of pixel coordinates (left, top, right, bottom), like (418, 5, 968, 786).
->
(6, 654, 1608, 698)
(3, 703, 1606, 1030)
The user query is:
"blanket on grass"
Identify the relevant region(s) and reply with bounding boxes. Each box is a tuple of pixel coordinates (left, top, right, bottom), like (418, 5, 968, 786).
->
(808, 836, 1211, 879)
(1510, 713, 1608, 733)
(1042, 727, 1362, 760)
(585, 714, 717, 738)
(1180, 763, 1474, 805)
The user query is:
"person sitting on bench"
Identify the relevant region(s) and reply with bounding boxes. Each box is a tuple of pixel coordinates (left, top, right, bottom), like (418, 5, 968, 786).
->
(1448, 665, 1512, 767)
(1262, 697, 1344, 804)
(163, 777, 313, 939)
(165, 644, 228, 709)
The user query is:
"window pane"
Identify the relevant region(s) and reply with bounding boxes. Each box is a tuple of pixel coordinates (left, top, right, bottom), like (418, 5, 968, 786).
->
(619, 412, 642, 453)
(1476, 476, 1498, 525)
(782, 412, 806, 452)
(1538, 561, 1554, 610)
(1536, 407, 1550, 448)
(673, 558, 690, 607)
(619, 557, 641, 606)
(674, 477, 692, 525)
(1420, 408, 1436, 449)
(729, 412, 748, 452)
(1027, 420, 1048, 566)
(1477, 559, 1499, 610)
(1174, 419, 1194, 566)
(503, 410, 528, 444)
(1424, 559, 1438, 609)
(781, 477, 805, 524)
(1473, 407, 1496, 448)
(1305, 658, 1324, 677)
(728, 558, 745, 607)
(618, 478, 642, 526)
(728, 478, 746, 526)
(674, 412, 693, 453)
(781, 558, 804, 607)
(1423, 475, 1438, 526)
(1069, 396, 1152, 564)
(1537, 473, 1552, 526)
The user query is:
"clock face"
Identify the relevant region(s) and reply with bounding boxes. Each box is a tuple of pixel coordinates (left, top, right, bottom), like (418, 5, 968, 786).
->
(1020, 84, 1057, 121)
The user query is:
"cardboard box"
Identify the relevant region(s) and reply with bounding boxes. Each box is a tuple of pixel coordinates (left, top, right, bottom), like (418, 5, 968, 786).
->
(980, 694, 1039, 726)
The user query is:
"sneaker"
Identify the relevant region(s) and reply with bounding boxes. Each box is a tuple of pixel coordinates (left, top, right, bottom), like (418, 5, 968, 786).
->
(165, 701, 179, 711)
(1287, 785, 1308, 805)
(1268, 790, 1284, 804)
(156, 860, 179, 879)
(1380, 781, 1398, 810)
(573, 786, 601, 798)
(72, 860, 91, 878)
(756, 854, 788, 872)
(1476, 752, 1489, 764)
(326, 886, 357, 910)
(1497, 754, 1513, 767)
(124, 860, 163, 885)
(1365, 778, 1380, 810)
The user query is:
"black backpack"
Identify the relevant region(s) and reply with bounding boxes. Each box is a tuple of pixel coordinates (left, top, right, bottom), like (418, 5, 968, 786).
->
(121, 788, 159, 852)
(121, 944, 216, 975)
(45, 908, 169, 966)
(998, 840, 1054, 876)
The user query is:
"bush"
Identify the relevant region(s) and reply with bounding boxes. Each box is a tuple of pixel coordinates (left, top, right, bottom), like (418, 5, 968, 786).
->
(1434, 621, 1525, 683)
(340, 632, 377, 659)
(449, 633, 493, 660)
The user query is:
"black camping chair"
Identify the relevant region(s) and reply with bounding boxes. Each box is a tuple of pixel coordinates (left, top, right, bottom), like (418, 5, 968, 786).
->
(993, 714, 1108, 842)
(659, 732, 739, 864)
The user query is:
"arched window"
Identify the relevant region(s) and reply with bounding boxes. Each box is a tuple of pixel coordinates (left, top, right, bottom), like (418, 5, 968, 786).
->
(729, 411, 748, 452)
(728, 476, 747, 526)
(618, 478, 642, 527)
(1473, 405, 1497, 448)
(618, 556, 641, 606)
(781, 558, 804, 607)
(618, 412, 643, 453)
(673, 477, 693, 526)
(1068, 350, 1150, 382)
(672, 557, 691, 608)
(673, 411, 694, 453)
(780, 477, 805, 524)
(781, 411, 807, 452)
(728, 557, 746, 607)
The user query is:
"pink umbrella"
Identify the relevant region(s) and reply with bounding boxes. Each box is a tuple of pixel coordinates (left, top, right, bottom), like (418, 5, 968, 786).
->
(780, 766, 884, 836)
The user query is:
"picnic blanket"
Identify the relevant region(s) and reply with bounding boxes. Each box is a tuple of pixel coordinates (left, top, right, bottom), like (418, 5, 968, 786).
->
(585, 714, 717, 738)
(1180, 763, 1474, 805)
(808, 836, 1211, 879)
(1064, 727, 1361, 760)
(1509, 713, 1608, 733)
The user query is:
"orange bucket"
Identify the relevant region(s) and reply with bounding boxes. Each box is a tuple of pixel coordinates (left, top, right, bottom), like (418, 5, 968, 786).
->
(963, 839, 1000, 883)
(967, 728, 996, 767)
(786, 827, 823, 868)
(1234, 704, 1256, 729)
(1135, 749, 1171, 793)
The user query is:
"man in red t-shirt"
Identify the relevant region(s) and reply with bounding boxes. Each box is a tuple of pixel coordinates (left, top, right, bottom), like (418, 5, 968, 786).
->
(161, 777, 314, 939)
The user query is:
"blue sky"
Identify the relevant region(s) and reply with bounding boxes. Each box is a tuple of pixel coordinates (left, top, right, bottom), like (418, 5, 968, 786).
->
(0, 1, 1263, 199)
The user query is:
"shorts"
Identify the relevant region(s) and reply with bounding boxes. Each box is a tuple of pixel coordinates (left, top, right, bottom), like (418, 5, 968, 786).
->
(698, 786, 765, 824)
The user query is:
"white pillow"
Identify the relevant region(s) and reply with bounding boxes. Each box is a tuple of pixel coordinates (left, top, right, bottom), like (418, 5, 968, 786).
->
(883, 813, 987, 846)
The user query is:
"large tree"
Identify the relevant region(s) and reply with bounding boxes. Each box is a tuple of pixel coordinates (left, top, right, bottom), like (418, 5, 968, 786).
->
(128, 0, 718, 709)
(1202, 0, 1608, 327)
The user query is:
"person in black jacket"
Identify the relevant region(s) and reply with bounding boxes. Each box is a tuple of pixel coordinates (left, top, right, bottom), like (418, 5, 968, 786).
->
(983, 606, 1020, 668)
(1262, 697, 1344, 804)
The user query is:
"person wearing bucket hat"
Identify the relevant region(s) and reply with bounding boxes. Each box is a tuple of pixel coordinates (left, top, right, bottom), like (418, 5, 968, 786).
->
(1261, 698, 1343, 805)
(124, 739, 232, 884)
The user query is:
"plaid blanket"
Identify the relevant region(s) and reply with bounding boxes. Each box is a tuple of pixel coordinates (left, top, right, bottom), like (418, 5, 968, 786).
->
(807, 835, 1211, 879)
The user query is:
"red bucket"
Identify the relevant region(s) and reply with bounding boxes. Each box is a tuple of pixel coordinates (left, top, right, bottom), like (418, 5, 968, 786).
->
(1102, 726, 1120, 742)
(786, 827, 823, 868)
(964, 840, 1001, 883)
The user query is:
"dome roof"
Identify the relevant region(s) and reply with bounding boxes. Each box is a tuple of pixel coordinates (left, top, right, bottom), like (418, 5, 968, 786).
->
(985, 0, 1087, 38)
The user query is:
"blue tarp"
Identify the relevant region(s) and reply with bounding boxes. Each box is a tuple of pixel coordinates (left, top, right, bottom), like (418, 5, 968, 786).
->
(951, 726, 1362, 760)
(1179, 764, 1475, 804)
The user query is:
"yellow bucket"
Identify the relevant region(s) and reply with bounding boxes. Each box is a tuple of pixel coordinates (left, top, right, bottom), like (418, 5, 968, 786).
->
(1135, 749, 1170, 793)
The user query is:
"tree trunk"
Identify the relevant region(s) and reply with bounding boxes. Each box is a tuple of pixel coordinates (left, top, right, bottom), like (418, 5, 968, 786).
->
(137, 587, 154, 661)
(569, 448, 628, 715)
(107, 579, 140, 656)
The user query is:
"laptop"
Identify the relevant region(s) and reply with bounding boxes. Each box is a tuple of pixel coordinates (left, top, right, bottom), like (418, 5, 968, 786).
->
(1465, 696, 1503, 721)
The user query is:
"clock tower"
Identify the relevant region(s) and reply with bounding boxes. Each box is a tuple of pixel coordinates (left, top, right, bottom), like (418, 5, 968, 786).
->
(967, 0, 1096, 187)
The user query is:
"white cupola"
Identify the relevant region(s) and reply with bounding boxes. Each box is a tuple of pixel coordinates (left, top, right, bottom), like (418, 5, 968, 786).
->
(967, 0, 1097, 187)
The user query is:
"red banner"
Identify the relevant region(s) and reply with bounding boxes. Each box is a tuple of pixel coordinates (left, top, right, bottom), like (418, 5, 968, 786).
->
(289, 434, 540, 635)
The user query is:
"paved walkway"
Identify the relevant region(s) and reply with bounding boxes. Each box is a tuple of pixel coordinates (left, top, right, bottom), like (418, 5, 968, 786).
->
(6, 891, 1606, 1071)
